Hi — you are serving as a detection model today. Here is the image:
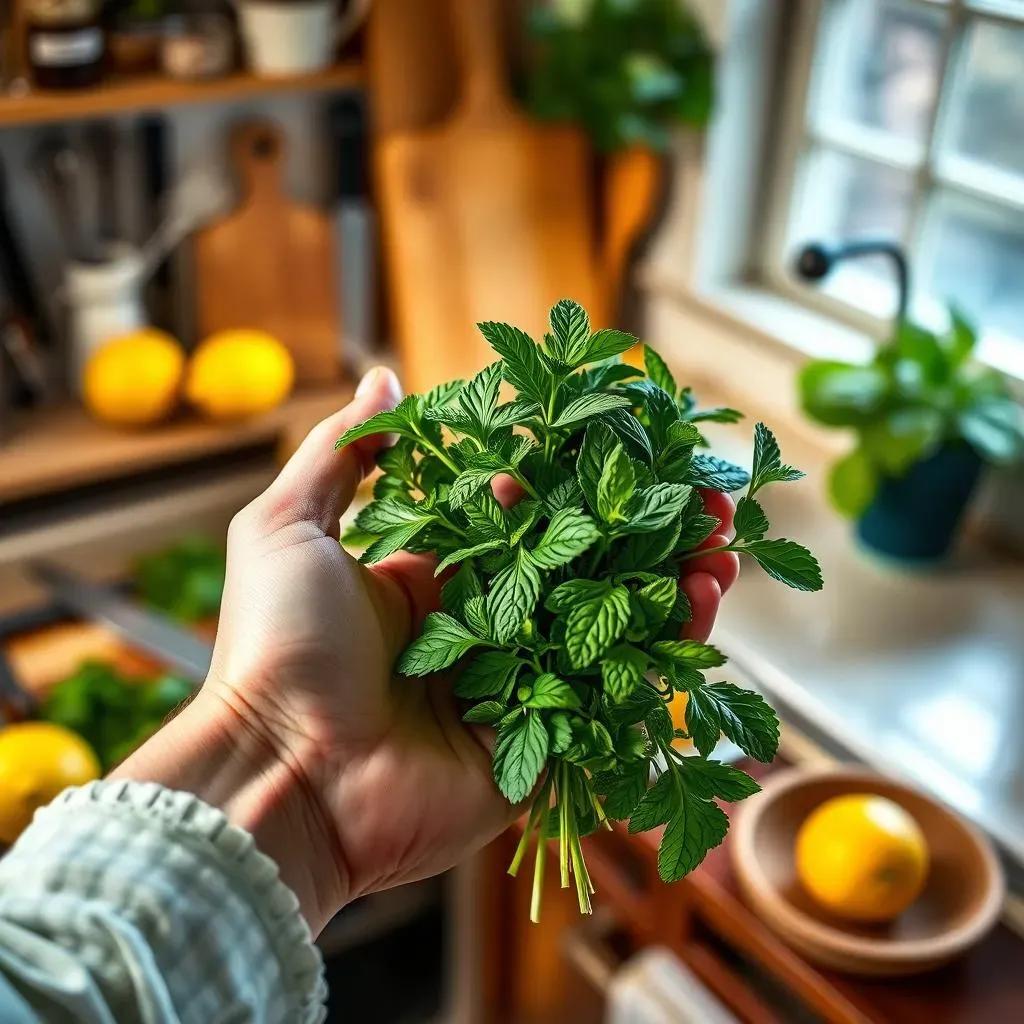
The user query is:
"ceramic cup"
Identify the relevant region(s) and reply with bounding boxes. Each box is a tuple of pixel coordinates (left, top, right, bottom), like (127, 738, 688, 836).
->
(236, 0, 372, 77)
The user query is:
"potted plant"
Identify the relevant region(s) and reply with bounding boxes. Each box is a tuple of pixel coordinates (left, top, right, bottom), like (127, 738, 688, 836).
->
(524, 0, 715, 321)
(799, 311, 1024, 562)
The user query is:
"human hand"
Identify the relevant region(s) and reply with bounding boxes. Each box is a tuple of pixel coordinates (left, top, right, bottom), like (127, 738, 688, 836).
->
(114, 367, 739, 934)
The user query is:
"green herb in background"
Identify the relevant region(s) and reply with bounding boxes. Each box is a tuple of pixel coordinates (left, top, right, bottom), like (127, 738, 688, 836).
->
(40, 662, 193, 772)
(524, 0, 715, 152)
(135, 535, 226, 623)
(800, 310, 1024, 517)
(338, 299, 822, 921)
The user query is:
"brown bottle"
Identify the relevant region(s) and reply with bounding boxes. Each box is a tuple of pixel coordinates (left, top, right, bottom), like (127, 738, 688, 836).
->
(26, 0, 105, 90)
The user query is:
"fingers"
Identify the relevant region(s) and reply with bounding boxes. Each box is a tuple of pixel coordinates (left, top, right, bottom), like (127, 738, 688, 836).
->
(257, 367, 402, 537)
(681, 572, 722, 643)
(700, 489, 736, 539)
(682, 533, 741, 595)
(367, 550, 442, 658)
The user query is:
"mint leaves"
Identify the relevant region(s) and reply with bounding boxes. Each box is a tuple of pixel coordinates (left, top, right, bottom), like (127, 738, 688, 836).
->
(338, 299, 822, 922)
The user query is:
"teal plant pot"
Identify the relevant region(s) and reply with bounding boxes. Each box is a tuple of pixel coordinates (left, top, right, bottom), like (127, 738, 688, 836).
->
(856, 444, 984, 563)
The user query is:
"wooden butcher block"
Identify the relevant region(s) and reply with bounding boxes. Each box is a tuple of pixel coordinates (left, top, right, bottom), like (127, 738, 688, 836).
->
(377, 0, 602, 393)
(195, 120, 341, 386)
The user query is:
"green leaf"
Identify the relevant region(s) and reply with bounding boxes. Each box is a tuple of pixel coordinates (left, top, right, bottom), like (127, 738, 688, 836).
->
(487, 547, 543, 642)
(798, 361, 889, 428)
(530, 508, 600, 569)
(477, 321, 551, 408)
(656, 790, 729, 882)
(828, 448, 878, 518)
(565, 585, 631, 668)
(526, 673, 582, 709)
(397, 613, 489, 675)
(455, 651, 526, 698)
(546, 578, 611, 613)
(743, 539, 823, 592)
(460, 362, 503, 433)
(491, 399, 542, 432)
(603, 407, 655, 465)
(549, 712, 573, 754)
(593, 762, 649, 820)
(615, 523, 681, 571)
(465, 493, 508, 543)
(627, 771, 678, 833)
(577, 422, 617, 513)
(597, 445, 637, 523)
(679, 758, 761, 803)
(686, 682, 780, 762)
(687, 407, 744, 424)
(861, 409, 943, 475)
(335, 400, 416, 448)
(435, 539, 507, 575)
(463, 701, 506, 725)
(948, 306, 978, 366)
(548, 298, 591, 365)
(621, 483, 691, 533)
(357, 498, 435, 533)
(585, 328, 638, 363)
(601, 644, 649, 702)
(749, 423, 804, 495)
(645, 700, 675, 748)
(630, 576, 678, 635)
(644, 345, 677, 396)
(450, 467, 503, 509)
(733, 496, 769, 541)
(463, 596, 490, 638)
(652, 639, 726, 670)
(959, 399, 1024, 464)
(441, 563, 482, 616)
(553, 392, 632, 428)
(360, 521, 433, 564)
(493, 711, 549, 804)
(688, 454, 751, 492)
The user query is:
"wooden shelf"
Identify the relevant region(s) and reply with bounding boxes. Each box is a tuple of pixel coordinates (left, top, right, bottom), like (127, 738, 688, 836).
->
(0, 63, 363, 126)
(0, 383, 354, 504)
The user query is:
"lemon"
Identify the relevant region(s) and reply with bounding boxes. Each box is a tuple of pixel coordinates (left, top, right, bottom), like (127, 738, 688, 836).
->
(83, 329, 185, 427)
(795, 793, 930, 922)
(0, 723, 101, 845)
(186, 330, 295, 421)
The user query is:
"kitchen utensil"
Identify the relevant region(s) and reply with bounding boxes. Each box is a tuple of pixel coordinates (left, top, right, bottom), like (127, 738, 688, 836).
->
(329, 94, 376, 377)
(31, 135, 102, 265)
(730, 767, 1005, 976)
(63, 245, 147, 390)
(194, 119, 341, 385)
(83, 121, 119, 245)
(0, 153, 54, 362)
(140, 168, 232, 281)
(376, 0, 601, 392)
(29, 560, 213, 684)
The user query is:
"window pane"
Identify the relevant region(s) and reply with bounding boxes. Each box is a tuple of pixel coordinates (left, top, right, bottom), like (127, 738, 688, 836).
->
(916, 193, 1024, 339)
(789, 147, 914, 317)
(812, 0, 945, 153)
(939, 19, 1024, 180)
(965, 1, 1024, 18)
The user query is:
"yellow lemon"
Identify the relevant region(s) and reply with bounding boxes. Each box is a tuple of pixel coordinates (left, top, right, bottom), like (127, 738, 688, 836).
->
(186, 330, 295, 421)
(83, 329, 185, 427)
(795, 793, 930, 922)
(0, 723, 101, 845)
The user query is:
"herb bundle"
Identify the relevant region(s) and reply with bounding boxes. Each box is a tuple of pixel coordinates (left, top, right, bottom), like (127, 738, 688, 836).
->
(338, 300, 822, 920)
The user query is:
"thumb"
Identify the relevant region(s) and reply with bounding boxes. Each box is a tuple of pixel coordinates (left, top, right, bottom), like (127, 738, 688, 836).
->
(260, 366, 402, 536)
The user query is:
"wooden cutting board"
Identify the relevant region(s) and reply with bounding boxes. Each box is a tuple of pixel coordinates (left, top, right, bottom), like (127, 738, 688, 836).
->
(377, 0, 601, 393)
(194, 120, 341, 386)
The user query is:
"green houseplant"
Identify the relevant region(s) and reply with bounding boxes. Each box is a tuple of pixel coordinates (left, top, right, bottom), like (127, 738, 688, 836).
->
(800, 311, 1024, 561)
(524, 0, 716, 319)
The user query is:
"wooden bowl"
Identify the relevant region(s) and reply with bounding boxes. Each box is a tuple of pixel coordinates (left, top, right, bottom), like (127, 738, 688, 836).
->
(730, 767, 1005, 976)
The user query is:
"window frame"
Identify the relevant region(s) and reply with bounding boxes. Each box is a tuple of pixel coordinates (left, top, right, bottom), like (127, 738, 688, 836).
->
(751, 0, 1024, 374)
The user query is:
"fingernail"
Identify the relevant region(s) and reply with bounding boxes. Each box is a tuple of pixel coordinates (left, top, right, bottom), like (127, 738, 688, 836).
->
(356, 367, 381, 398)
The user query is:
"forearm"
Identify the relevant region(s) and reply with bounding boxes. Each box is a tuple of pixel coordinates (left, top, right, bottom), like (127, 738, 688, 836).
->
(109, 689, 348, 935)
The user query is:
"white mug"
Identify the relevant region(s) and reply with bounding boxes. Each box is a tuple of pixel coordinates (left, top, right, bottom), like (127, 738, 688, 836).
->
(237, 0, 372, 78)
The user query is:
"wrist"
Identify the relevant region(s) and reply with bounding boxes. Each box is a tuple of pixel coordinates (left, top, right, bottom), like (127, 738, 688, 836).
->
(109, 687, 349, 934)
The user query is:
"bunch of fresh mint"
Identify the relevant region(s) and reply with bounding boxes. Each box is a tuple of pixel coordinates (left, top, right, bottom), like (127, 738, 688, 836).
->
(338, 300, 821, 921)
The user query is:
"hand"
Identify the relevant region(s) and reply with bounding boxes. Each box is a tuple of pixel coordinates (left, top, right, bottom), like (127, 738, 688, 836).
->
(113, 368, 739, 934)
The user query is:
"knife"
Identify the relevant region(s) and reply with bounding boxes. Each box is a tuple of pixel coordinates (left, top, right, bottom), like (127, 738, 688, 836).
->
(328, 95, 377, 377)
(29, 560, 213, 684)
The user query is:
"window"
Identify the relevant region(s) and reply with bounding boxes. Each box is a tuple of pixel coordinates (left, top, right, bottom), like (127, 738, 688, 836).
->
(760, 0, 1024, 352)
